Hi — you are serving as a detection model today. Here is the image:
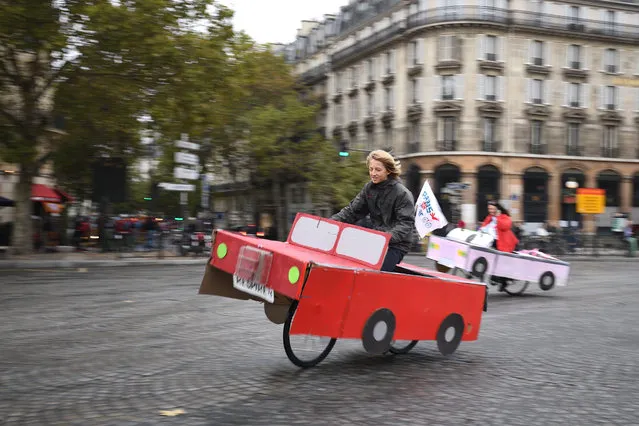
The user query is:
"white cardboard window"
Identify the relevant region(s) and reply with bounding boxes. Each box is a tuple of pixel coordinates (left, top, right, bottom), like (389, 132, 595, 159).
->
(335, 227, 387, 265)
(290, 216, 339, 251)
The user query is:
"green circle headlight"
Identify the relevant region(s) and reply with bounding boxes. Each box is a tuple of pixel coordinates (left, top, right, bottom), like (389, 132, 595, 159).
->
(288, 266, 300, 284)
(216, 243, 228, 259)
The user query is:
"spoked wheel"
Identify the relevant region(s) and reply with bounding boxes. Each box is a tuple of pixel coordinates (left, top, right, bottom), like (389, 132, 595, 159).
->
(388, 340, 419, 355)
(502, 279, 530, 296)
(283, 300, 336, 368)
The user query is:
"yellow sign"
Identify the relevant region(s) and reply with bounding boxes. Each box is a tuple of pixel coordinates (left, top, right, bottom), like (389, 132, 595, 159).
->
(576, 188, 605, 214)
(611, 77, 639, 87)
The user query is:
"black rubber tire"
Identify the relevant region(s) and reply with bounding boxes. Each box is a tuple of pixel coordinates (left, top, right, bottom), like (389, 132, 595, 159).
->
(389, 340, 419, 354)
(435, 262, 451, 273)
(539, 271, 556, 291)
(361, 308, 396, 354)
(471, 257, 488, 278)
(283, 301, 337, 368)
(502, 279, 530, 296)
(436, 314, 465, 356)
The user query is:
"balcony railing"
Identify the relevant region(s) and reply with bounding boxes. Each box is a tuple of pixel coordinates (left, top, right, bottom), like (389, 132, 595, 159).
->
(330, 7, 639, 67)
(331, 21, 406, 66)
(406, 141, 420, 154)
(407, 7, 508, 28)
(482, 141, 500, 152)
(407, 7, 639, 42)
(529, 143, 547, 154)
(436, 140, 457, 151)
(601, 147, 620, 158)
(566, 146, 583, 156)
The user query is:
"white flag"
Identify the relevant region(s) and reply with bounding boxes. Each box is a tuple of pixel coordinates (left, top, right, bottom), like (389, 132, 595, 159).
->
(414, 180, 448, 238)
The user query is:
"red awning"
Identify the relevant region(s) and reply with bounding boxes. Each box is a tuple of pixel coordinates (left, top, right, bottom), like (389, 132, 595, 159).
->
(55, 188, 75, 203)
(31, 184, 62, 202)
(31, 184, 75, 203)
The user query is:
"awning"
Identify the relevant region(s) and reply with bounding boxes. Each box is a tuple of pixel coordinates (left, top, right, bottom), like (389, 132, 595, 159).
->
(31, 184, 61, 202)
(54, 187, 75, 203)
(0, 196, 15, 207)
(30, 184, 75, 203)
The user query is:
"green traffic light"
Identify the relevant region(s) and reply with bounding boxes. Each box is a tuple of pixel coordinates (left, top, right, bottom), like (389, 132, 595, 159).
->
(339, 152, 350, 157)
(175, 217, 184, 221)
(144, 197, 152, 201)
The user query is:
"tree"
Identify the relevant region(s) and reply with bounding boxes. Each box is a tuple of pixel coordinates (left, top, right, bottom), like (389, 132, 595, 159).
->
(0, 0, 231, 253)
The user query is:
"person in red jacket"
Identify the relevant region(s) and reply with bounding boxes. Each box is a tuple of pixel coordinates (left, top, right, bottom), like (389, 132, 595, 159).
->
(479, 201, 519, 292)
(479, 201, 519, 253)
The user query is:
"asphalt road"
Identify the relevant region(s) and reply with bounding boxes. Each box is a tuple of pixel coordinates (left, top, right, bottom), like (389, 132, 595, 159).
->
(1, 257, 638, 425)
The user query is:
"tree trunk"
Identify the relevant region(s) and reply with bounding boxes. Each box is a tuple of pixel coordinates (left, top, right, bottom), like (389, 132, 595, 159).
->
(271, 175, 285, 241)
(11, 168, 34, 255)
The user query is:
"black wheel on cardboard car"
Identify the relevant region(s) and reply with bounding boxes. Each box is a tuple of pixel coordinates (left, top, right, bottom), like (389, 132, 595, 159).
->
(435, 262, 451, 273)
(389, 339, 419, 354)
(283, 300, 337, 368)
(539, 271, 556, 291)
(471, 257, 488, 279)
(436, 313, 465, 356)
(361, 308, 396, 354)
(502, 279, 530, 296)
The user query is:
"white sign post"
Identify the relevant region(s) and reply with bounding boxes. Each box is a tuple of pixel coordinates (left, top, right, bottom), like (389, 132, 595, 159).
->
(158, 183, 195, 192)
(156, 133, 203, 219)
(173, 167, 199, 181)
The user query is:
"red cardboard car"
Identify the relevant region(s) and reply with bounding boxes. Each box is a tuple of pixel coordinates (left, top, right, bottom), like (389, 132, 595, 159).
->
(199, 213, 487, 368)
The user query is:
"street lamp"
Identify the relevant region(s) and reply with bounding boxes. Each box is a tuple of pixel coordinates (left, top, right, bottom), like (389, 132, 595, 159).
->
(565, 179, 579, 229)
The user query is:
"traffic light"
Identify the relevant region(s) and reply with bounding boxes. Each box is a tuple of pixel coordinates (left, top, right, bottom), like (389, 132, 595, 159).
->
(339, 140, 349, 157)
(144, 197, 152, 201)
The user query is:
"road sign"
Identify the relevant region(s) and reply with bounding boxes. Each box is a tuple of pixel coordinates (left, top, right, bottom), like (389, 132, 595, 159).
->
(175, 140, 200, 151)
(174, 152, 199, 166)
(576, 188, 605, 214)
(445, 182, 470, 191)
(158, 183, 195, 192)
(174, 167, 199, 180)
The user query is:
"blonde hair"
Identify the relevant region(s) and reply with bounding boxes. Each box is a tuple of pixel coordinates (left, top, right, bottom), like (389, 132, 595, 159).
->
(366, 150, 401, 178)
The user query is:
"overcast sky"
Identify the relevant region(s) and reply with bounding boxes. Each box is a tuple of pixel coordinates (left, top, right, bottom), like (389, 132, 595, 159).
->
(219, 0, 348, 45)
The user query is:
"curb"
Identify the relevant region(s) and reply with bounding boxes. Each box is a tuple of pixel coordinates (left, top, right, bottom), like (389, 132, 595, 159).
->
(0, 258, 209, 270)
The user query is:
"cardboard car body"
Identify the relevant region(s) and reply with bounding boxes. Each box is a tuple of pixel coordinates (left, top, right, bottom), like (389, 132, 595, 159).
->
(199, 213, 487, 367)
(426, 228, 571, 290)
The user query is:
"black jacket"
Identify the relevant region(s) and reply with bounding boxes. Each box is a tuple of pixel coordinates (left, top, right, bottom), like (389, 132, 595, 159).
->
(331, 178, 417, 253)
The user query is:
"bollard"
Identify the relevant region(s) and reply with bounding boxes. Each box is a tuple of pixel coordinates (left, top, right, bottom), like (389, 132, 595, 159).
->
(626, 237, 637, 258)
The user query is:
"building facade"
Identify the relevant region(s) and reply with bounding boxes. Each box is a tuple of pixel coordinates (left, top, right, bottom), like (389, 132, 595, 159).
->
(284, 0, 639, 232)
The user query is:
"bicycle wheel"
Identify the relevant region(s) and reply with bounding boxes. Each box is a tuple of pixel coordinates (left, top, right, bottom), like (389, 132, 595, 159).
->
(283, 301, 337, 368)
(388, 340, 419, 354)
(502, 279, 529, 296)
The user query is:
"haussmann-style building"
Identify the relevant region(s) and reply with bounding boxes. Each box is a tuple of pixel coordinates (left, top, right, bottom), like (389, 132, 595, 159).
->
(277, 0, 639, 233)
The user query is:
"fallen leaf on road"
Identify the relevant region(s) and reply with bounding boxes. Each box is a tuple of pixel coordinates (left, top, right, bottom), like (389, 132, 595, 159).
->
(159, 408, 185, 417)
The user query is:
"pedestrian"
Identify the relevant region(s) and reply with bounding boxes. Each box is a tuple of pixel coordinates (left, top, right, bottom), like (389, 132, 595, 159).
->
(331, 149, 416, 272)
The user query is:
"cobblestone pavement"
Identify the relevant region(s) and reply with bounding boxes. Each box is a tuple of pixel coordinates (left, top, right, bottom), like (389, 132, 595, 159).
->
(1, 257, 638, 425)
